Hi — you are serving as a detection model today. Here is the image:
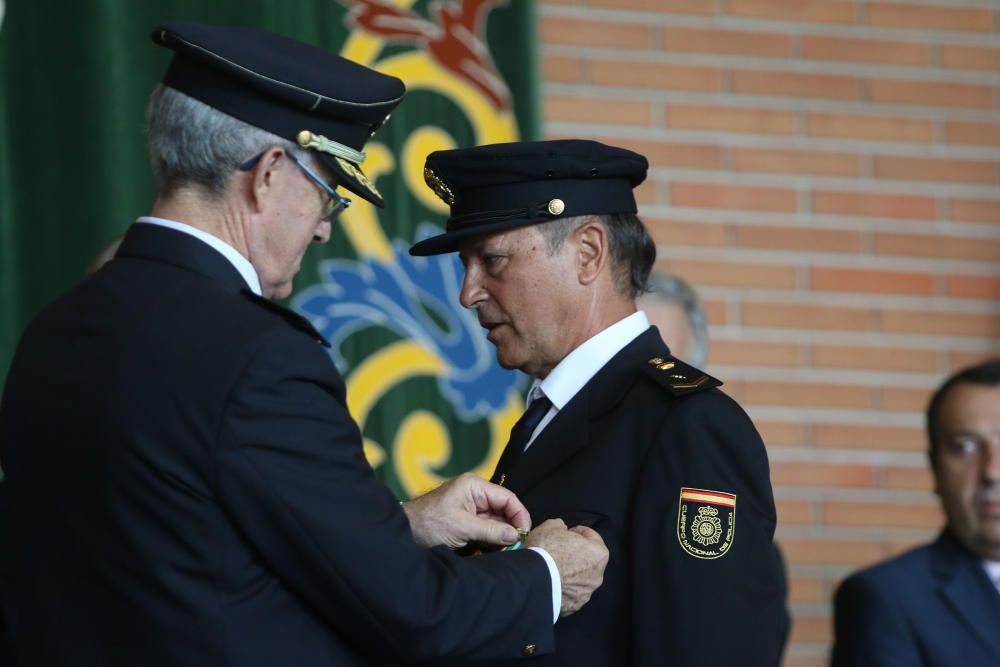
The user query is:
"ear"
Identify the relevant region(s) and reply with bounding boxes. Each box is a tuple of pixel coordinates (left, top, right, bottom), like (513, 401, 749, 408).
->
(246, 147, 287, 214)
(575, 218, 609, 286)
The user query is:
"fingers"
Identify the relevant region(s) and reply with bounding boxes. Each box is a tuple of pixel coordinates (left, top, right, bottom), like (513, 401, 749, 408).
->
(569, 525, 601, 541)
(460, 516, 520, 547)
(466, 475, 533, 532)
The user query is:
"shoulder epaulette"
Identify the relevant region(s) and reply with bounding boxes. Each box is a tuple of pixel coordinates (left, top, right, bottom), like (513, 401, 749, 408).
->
(641, 355, 722, 397)
(241, 290, 331, 348)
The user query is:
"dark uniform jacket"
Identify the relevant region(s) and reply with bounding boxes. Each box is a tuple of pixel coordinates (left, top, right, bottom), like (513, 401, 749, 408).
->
(0, 223, 554, 666)
(832, 531, 1000, 667)
(491, 327, 788, 666)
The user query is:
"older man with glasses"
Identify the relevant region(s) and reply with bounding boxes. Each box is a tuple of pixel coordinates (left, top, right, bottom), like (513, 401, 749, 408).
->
(0, 22, 608, 667)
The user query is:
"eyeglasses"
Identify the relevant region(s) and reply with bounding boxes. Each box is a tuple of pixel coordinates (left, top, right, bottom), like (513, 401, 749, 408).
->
(240, 151, 351, 221)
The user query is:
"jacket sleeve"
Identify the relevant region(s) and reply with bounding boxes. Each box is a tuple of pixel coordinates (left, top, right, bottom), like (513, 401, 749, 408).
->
(629, 389, 788, 666)
(832, 572, 923, 667)
(214, 326, 554, 664)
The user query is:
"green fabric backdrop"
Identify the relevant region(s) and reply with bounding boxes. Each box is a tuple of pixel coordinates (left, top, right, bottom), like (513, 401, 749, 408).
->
(0, 0, 538, 494)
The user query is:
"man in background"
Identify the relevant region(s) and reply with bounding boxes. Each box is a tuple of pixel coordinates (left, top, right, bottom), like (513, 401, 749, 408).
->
(410, 139, 788, 666)
(0, 23, 607, 666)
(638, 272, 708, 367)
(833, 360, 1000, 666)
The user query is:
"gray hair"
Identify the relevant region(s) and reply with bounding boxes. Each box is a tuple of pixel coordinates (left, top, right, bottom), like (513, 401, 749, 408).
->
(536, 211, 656, 300)
(145, 84, 308, 195)
(640, 273, 708, 367)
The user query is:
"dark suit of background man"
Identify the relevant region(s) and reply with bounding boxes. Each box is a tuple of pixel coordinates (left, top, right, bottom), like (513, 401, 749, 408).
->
(0, 23, 610, 667)
(833, 360, 1000, 667)
(409, 140, 789, 666)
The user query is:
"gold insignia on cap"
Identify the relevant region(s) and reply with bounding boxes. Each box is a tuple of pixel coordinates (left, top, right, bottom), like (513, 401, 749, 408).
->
(336, 157, 381, 198)
(648, 357, 664, 366)
(424, 167, 455, 206)
(547, 198, 565, 216)
(296, 130, 367, 165)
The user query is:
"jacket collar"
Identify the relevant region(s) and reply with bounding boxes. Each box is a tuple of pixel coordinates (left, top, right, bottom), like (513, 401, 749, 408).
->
(932, 530, 1000, 660)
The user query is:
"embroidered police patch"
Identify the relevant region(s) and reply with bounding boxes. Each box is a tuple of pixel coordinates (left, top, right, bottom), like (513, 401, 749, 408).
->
(677, 487, 736, 559)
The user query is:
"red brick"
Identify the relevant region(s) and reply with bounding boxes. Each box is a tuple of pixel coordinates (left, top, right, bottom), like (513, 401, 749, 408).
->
(807, 111, 934, 143)
(606, 138, 722, 170)
(950, 198, 1000, 224)
(783, 652, 830, 667)
(811, 267, 936, 296)
(667, 259, 798, 289)
(776, 498, 814, 525)
(732, 69, 862, 100)
(668, 104, 797, 135)
(735, 225, 863, 253)
(542, 54, 582, 83)
(875, 232, 1000, 262)
(742, 381, 876, 409)
(814, 423, 924, 452)
(941, 44, 1000, 72)
(789, 614, 832, 644)
(703, 298, 728, 326)
(671, 182, 798, 212)
(813, 190, 937, 220)
(756, 420, 806, 447)
(950, 350, 1000, 372)
(812, 345, 939, 373)
(881, 309, 1000, 338)
(803, 35, 929, 66)
(788, 575, 823, 603)
(662, 26, 791, 58)
(727, 0, 857, 24)
(781, 537, 883, 566)
(885, 466, 934, 492)
(946, 121, 1000, 148)
(540, 16, 653, 48)
(824, 499, 943, 529)
(646, 219, 728, 247)
(869, 78, 995, 109)
(874, 155, 1000, 185)
(732, 148, 860, 177)
(772, 461, 877, 487)
(880, 387, 931, 412)
(591, 60, 722, 92)
(947, 275, 1000, 300)
(710, 339, 803, 367)
(545, 94, 652, 126)
(867, 2, 993, 33)
(742, 302, 874, 332)
(589, 0, 717, 14)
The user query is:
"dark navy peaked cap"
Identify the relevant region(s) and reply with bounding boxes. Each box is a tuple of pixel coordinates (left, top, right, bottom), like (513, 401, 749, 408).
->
(153, 22, 405, 207)
(409, 139, 648, 256)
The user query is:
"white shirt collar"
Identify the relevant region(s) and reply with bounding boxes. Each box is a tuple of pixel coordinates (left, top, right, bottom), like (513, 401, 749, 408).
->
(135, 216, 262, 296)
(536, 310, 649, 411)
(984, 560, 1000, 594)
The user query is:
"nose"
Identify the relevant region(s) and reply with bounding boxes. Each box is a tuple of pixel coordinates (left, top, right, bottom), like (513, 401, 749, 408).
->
(984, 438, 1000, 483)
(459, 264, 486, 310)
(313, 220, 331, 244)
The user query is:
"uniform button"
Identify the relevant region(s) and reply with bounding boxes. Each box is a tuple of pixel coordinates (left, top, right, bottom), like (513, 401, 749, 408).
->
(522, 643, 536, 657)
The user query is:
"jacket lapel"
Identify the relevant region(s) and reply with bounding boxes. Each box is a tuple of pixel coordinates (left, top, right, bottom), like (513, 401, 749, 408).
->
(933, 531, 1000, 661)
(504, 328, 667, 496)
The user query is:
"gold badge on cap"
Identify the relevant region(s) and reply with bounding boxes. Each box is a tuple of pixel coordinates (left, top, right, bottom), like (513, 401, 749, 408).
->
(547, 198, 565, 216)
(677, 487, 736, 559)
(424, 167, 455, 206)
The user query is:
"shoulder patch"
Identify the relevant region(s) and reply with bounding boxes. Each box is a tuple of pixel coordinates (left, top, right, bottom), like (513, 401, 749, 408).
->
(642, 356, 721, 397)
(241, 289, 331, 347)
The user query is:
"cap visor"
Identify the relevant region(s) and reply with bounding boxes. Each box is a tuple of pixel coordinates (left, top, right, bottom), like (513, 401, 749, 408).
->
(318, 153, 384, 208)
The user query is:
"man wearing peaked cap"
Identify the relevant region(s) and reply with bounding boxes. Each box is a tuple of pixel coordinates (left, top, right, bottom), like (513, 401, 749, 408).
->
(0, 24, 609, 667)
(413, 139, 790, 666)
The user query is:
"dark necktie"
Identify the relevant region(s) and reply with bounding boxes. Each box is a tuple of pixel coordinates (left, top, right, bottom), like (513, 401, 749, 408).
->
(491, 391, 552, 485)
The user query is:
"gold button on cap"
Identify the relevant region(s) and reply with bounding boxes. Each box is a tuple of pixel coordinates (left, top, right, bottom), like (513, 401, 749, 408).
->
(547, 198, 565, 216)
(522, 643, 537, 657)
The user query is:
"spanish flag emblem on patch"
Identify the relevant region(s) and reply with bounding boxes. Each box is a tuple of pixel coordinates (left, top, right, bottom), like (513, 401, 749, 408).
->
(677, 487, 736, 559)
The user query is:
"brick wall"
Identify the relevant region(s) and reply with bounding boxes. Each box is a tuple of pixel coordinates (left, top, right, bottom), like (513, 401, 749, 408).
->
(538, 1, 1000, 664)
